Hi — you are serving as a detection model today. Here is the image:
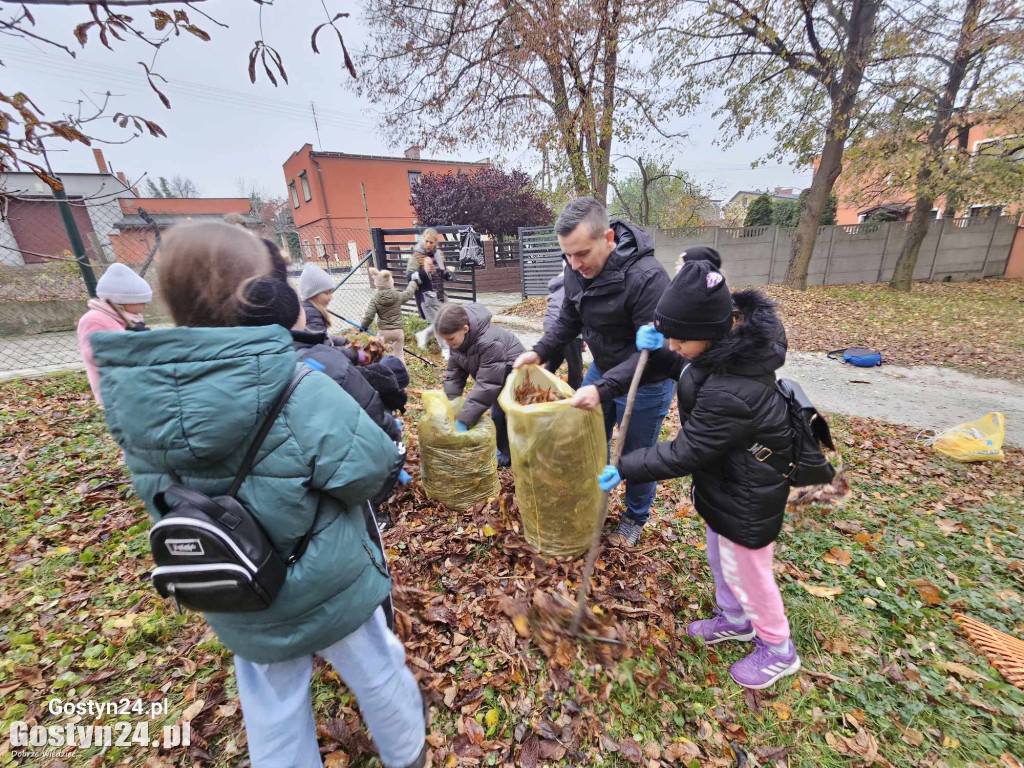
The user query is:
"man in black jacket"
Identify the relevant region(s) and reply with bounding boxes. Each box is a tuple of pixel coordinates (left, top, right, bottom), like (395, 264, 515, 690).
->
(513, 197, 673, 545)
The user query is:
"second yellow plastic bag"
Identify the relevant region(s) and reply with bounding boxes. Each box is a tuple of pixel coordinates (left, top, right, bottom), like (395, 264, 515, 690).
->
(931, 412, 1006, 462)
(498, 365, 606, 558)
(418, 391, 500, 511)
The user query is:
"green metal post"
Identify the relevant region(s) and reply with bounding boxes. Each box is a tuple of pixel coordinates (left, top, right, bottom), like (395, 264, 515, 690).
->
(51, 183, 98, 297)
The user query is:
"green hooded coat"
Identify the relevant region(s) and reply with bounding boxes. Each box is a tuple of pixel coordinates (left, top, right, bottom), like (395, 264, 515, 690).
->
(91, 325, 396, 663)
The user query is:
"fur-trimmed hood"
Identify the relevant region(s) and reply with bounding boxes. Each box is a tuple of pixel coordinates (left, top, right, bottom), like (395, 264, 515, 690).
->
(693, 289, 787, 377)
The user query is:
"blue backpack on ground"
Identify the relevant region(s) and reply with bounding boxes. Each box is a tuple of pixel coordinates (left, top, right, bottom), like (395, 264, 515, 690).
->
(828, 347, 882, 367)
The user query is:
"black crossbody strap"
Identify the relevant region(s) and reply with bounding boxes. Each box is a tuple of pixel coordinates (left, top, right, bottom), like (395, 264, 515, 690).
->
(744, 373, 797, 478)
(228, 367, 312, 498)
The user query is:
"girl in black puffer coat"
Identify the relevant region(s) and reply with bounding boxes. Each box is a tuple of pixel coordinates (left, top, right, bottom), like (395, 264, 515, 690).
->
(599, 248, 801, 691)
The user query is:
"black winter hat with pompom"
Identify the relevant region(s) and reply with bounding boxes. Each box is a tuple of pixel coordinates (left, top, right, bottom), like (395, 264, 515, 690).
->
(238, 275, 301, 330)
(654, 247, 733, 341)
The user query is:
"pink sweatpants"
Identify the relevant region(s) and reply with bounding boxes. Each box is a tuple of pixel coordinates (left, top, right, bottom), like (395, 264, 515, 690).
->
(705, 525, 791, 645)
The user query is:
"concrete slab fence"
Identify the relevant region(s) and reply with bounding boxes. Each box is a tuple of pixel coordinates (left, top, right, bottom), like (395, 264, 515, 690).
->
(651, 216, 1018, 286)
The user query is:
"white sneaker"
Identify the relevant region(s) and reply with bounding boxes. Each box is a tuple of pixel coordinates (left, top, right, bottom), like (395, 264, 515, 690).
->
(415, 329, 429, 349)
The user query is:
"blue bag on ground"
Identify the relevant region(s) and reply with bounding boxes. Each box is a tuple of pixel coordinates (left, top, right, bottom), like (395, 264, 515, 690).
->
(828, 347, 882, 367)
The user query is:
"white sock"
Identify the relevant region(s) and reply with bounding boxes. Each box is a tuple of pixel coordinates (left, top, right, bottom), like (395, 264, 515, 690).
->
(768, 639, 792, 655)
(724, 612, 748, 626)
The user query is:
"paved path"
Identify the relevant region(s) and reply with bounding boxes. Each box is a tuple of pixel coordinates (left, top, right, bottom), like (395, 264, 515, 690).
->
(492, 315, 1024, 446)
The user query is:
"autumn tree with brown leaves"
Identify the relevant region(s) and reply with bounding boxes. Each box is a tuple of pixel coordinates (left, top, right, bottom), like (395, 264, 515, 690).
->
(355, 0, 683, 202)
(665, 0, 883, 290)
(843, 0, 1024, 291)
(0, 1, 357, 193)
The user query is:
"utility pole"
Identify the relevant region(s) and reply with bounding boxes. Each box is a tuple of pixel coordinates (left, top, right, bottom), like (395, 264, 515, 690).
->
(311, 102, 323, 151)
(43, 144, 97, 297)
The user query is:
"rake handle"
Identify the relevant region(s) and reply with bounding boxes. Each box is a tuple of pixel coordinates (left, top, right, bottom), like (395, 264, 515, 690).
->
(569, 348, 650, 637)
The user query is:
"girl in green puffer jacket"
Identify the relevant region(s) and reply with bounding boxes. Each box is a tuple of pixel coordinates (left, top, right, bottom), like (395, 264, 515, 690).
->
(362, 268, 418, 362)
(91, 222, 426, 768)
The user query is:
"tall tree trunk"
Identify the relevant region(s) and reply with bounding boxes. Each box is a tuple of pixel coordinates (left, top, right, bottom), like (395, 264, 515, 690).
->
(786, 132, 845, 289)
(890, 193, 934, 290)
(592, 0, 620, 203)
(890, 0, 980, 292)
(783, 0, 881, 289)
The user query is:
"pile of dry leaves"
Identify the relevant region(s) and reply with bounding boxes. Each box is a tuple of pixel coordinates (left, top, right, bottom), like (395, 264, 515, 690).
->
(514, 379, 565, 405)
(762, 280, 1023, 381)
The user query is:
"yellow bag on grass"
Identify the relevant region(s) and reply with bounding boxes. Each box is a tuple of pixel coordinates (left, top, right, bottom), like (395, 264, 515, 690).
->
(498, 365, 606, 558)
(931, 412, 1006, 462)
(418, 391, 500, 511)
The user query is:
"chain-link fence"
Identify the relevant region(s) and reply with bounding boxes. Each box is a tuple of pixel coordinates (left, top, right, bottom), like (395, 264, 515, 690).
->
(0, 193, 381, 378)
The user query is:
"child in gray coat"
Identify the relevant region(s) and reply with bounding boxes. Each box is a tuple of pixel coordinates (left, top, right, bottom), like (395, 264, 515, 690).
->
(435, 302, 525, 467)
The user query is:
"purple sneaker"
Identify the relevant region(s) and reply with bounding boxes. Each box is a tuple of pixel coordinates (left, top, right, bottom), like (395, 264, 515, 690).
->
(729, 638, 801, 689)
(687, 610, 756, 645)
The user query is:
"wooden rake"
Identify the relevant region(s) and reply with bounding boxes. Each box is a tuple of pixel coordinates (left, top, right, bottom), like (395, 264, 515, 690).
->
(567, 349, 650, 641)
(954, 613, 1024, 691)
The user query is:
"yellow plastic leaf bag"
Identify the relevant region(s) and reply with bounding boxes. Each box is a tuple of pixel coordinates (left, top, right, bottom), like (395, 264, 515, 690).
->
(930, 412, 1005, 462)
(498, 365, 606, 558)
(418, 391, 500, 511)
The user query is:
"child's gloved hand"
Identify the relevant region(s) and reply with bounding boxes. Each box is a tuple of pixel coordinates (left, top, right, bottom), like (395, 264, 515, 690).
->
(598, 465, 622, 491)
(636, 324, 664, 351)
(410, 271, 422, 284)
(455, 421, 469, 433)
(394, 417, 403, 434)
(356, 349, 369, 366)
(398, 469, 412, 486)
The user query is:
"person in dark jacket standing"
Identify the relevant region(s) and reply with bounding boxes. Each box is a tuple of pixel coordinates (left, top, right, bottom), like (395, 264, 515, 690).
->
(436, 302, 525, 468)
(514, 197, 673, 545)
(598, 249, 800, 691)
(92, 222, 426, 768)
(542, 273, 583, 390)
(237, 273, 411, 526)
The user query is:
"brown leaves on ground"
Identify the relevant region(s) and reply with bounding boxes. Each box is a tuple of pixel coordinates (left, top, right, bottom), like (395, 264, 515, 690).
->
(508, 280, 1024, 381)
(761, 280, 1024, 381)
(379, 466, 707, 765)
(503, 297, 547, 319)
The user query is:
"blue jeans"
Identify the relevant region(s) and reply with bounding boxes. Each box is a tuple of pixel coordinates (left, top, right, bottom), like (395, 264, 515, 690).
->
(234, 607, 425, 768)
(584, 363, 675, 526)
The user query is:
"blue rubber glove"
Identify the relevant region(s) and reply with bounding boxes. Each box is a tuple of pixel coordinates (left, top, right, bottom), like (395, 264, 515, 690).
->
(304, 358, 326, 372)
(394, 418, 403, 434)
(455, 421, 469, 433)
(598, 465, 622, 491)
(398, 469, 412, 486)
(636, 323, 664, 351)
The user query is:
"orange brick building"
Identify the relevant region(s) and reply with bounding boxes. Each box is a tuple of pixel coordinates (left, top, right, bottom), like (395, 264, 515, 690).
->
(108, 197, 258, 264)
(833, 125, 1021, 225)
(281, 143, 489, 265)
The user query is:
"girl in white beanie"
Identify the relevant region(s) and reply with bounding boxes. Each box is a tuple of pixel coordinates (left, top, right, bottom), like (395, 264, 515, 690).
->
(77, 263, 152, 404)
(298, 262, 337, 335)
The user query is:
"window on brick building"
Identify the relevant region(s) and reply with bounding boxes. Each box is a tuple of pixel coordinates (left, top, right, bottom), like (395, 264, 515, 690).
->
(299, 171, 312, 201)
(408, 171, 421, 190)
(289, 182, 299, 208)
(302, 239, 311, 259)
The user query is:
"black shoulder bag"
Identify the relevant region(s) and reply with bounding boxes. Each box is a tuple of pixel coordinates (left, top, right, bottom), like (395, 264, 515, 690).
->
(747, 375, 837, 487)
(148, 367, 318, 613)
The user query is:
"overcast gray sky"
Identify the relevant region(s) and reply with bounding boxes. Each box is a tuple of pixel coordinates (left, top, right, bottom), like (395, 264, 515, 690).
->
(4, 1, 811, 202)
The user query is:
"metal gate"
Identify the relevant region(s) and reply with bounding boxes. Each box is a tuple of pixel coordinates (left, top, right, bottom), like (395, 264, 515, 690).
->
(518, 226, 564, 298)
(371, 226, 476, 313)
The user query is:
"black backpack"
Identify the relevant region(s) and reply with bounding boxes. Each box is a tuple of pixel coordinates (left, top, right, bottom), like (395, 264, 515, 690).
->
(148, 368, 318, 613)
(747, 376, 836, 487)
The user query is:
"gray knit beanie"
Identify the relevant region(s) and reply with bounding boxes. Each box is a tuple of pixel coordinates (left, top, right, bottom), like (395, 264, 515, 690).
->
(298, 263, 336, 300)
